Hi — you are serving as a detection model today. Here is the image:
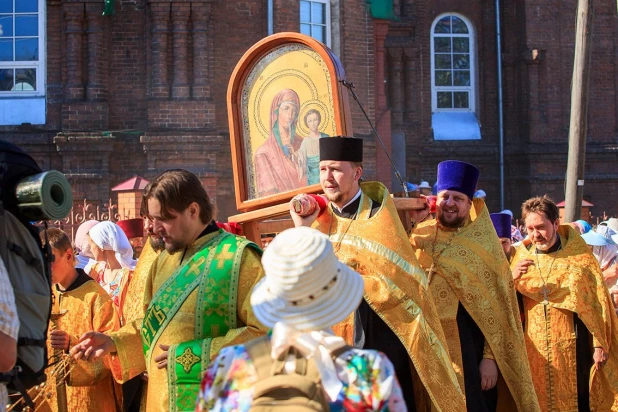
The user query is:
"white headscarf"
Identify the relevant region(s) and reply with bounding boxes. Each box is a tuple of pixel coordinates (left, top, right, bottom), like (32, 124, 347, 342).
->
(593, 226, 618, 271)
(88, 221, 137, 270)
(74, 220, 99, 258)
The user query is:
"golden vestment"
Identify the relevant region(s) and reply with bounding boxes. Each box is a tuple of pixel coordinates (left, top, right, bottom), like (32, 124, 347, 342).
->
(39, 275, 121, 412)
(119, 239, 160, 411)
(109, 229, 267, 411)
(313, 181, 466, 412)
(512, 225, 618, 411)
(410, 199, 540, 411)
(123, 240, 160, 326)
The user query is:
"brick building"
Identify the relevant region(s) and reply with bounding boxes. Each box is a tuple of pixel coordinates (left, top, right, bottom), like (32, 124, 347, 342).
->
(2, 0, 617, 220)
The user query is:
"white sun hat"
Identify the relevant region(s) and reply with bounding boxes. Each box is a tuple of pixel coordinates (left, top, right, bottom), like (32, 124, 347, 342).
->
(474, 189, 487, 199)
(600, 218, 618, 233)
(418, 180, 431, 189)
(251, 226, 364, 331)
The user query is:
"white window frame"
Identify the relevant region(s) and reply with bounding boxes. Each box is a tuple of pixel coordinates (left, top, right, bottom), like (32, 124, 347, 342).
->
(0, 0, 46, 97)
(300, 0, 331, 48)
(430, 13, 475, 113)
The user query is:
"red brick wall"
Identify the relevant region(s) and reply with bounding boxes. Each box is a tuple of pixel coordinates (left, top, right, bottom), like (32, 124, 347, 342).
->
(2, 0, 617, 222)
(502, 0, 618, 220)
(387, 0, 617, 220)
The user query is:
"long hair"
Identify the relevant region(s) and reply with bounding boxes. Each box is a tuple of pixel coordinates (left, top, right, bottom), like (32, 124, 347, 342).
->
(144, 169, 214, 224)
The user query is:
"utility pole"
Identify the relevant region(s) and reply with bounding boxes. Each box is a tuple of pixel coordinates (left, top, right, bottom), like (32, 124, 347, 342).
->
(564, 0, 594, 223)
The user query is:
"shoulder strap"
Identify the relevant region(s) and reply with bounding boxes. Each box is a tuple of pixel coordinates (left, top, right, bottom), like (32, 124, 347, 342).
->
(245, 335, 276, 380)
(329, 344, 352, 360)
(246, 336, 351, 377)
(7, 241, 39, 266)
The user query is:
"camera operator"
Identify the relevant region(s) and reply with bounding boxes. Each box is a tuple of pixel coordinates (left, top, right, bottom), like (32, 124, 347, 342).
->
(0, 255, 19, 410)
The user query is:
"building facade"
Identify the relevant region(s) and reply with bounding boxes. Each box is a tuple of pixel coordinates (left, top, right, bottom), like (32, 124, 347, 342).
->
(2, 0, 617, 220)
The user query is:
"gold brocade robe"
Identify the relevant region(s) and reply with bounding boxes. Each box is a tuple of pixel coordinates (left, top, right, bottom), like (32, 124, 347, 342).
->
(120, 239, 160, 411)
(123, 239, 160, 326)
(512, 225, 618, 412)
(109, 230, 267, 411)
(38, 278, 121, 412)
(410, 199, 540, 412)
(313, 181, 466, 412)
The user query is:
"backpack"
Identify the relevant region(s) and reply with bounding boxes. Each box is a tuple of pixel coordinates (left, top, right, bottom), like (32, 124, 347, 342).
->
(245, 336, 350, 412)
(0, 140, 52, 408)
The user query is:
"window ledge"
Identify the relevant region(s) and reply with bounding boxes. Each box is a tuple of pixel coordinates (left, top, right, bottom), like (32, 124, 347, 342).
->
(0, 97, 45, 125)
(432, 112, 480, 141)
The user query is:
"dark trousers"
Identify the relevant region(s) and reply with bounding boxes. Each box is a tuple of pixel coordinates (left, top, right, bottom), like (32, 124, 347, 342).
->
(122, 375, 143, 412)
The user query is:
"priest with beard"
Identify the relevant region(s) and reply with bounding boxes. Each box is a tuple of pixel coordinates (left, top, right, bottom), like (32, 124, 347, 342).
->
(408, 160, 539, 412)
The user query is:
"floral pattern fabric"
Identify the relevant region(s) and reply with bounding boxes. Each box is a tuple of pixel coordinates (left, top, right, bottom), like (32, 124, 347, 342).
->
(89, 261, 133, 323)
(195, 344, 407, 412)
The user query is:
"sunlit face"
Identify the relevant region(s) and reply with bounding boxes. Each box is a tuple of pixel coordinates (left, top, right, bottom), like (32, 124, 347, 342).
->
(306, 113, 320, 133)
(148, 198, 194, 254)
(436, 190, 472, 228)
(129, 238, 144, 257)
(143, 216, 165, 252)
(50, 247, 73, 285)
(277, 102, 298, 130)
(499, 237, 512, 258)
(87, 235, 105, 261)
(524, 212, 559, 251)
(319, 161, 361, 207)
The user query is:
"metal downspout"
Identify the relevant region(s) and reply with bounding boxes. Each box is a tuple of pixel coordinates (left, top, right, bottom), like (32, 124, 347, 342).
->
(496, 0, 505, 210)
(267, 0, 273, 35)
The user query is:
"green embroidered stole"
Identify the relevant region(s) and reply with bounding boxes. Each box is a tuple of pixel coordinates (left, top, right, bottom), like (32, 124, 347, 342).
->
(141, 229, 260, 412)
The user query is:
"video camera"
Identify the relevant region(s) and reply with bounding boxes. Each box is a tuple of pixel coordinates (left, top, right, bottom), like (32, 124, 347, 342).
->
(0, 140, 72, 222)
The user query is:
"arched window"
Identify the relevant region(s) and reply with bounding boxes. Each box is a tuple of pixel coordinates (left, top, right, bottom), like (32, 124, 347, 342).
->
(430, 14, 475, 112)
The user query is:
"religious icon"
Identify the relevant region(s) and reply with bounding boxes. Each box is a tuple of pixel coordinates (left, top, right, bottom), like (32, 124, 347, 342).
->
(298, 108, 329, 185)
(242, 46, 337, 199)
(253, 89, 306, 197)
(227, 33, 352, 211)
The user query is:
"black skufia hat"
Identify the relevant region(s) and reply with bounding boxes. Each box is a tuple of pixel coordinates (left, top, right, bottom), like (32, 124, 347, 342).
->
(319, 136, 363, 162)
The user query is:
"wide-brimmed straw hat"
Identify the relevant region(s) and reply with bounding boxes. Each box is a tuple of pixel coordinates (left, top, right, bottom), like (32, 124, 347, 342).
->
(418, 180, 431, 189)
(600, 218, 618, 233)
(581, 230, 613, 247)
(251, 227, 364, 331)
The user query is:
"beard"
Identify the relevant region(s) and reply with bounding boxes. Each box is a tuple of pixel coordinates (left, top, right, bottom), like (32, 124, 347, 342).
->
(535, 242, 550, 251)
(437, 211, 468, 229)
(325, 191, 343, 203)
(148, 236, 166, 252)
(165, 238, 188, 254)
(534, 236, 556, 251)
(533, 229, 558, 252)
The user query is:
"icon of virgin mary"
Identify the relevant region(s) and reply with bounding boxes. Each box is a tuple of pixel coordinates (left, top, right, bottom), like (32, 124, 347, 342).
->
(254, 89, 307, 197)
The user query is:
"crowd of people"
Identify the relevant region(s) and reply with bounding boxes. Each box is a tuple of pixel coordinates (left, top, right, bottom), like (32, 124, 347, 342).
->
(1, 136, 618, 412)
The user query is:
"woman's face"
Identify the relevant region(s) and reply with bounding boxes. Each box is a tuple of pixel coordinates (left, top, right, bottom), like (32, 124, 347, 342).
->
(277, 102, 298, 130)
(87, 235, 105, 261)
(306, 113, 320, 133)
